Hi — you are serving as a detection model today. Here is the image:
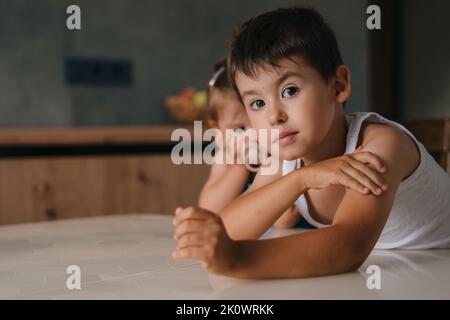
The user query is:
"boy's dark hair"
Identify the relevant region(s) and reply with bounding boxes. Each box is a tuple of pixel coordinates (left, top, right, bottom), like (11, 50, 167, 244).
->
(227, 6, 344, 98)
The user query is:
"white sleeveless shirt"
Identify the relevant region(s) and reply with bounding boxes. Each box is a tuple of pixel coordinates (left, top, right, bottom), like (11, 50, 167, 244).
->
(282, 112, 450, 249)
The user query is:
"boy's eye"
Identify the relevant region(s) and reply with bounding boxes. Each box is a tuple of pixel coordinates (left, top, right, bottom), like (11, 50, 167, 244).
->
(249, 99, 265, 110)
(282, 86, 299, 98)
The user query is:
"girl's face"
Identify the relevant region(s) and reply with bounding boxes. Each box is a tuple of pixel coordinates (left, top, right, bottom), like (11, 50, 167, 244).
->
(209, 88, 250, 131)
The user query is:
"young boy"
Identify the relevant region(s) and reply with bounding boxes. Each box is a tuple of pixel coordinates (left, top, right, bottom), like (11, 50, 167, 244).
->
(173, 7, 450, 279)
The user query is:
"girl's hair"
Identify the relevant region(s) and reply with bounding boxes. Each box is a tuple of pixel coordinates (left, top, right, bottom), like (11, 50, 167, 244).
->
(206, 59, 232, 127)
(208, 59, 231, 90)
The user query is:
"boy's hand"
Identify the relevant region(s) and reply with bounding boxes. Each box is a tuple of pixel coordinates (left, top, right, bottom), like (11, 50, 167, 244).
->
(300, 149, 388, 195)
(173, 207, 240, 275)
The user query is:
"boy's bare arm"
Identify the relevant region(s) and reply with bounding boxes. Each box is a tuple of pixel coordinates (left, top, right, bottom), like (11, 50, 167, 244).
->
(219, 127, 413, 278)
(173, 139, 405, 278)
(219, 168, 308, 240)
(173, 129, 408, 278)
(243, 166, 302, 229)
(220, 150, 388, 240)
(230, 178, 399, 278)
(175, 169, 398, 279)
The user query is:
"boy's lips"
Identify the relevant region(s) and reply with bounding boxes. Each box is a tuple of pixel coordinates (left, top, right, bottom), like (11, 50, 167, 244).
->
(275, 130, 299, 146)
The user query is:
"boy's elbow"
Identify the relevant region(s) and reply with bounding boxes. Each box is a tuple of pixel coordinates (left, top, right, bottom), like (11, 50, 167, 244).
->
(346, 255, 366, 273)
(345, 240, 372, 273)
(330, 223, 375, 273)
(336, 230, 372, 273)
(337, 250, 367, 274)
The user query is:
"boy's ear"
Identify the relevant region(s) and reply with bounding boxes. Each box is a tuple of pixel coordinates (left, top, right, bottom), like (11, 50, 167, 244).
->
(334, 65, 351, 104)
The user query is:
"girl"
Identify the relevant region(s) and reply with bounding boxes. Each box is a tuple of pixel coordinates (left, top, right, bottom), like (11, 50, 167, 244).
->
(198, 59, 255, 214)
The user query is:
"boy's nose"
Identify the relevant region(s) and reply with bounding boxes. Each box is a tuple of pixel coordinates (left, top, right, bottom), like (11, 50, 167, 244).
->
(267, 104, 288, 125)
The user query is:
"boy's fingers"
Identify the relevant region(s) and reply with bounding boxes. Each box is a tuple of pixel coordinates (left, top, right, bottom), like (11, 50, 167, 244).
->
(175, 220, 205, 240)
(177, 233, 206, 249)
(174, 214, 208, 227)
(338, 172, 369, 195)
(173, 246, 206, 261)
(174, 207, 211, 225)
(347, 158, 388, 190)
(341, 165, 382, 195)
(351, 151, 386, 173)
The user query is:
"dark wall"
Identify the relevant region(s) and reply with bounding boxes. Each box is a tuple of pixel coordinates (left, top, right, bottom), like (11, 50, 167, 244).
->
(0, 0, 369, 127)
(400, 0, 450, 120)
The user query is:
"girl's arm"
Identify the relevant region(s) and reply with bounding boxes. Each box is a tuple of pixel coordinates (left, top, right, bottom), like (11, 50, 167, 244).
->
(273, 205, 302, 229)
(198, 163, 249, 213)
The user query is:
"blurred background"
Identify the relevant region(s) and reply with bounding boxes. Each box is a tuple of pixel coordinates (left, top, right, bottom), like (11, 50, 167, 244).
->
(1, 0, 448, 127)
(0, 0, 448, 225)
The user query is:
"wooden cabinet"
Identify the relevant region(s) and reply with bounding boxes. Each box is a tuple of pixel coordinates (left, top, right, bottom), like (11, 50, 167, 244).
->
(403, 119, 450, 174)
(0, 127, 209, 225)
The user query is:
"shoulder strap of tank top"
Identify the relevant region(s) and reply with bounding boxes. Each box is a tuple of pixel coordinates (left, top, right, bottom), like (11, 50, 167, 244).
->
(344, 112, 377, 154)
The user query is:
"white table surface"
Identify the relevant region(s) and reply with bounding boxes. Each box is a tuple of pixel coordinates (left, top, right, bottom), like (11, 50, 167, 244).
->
(1, 214, 449, 300)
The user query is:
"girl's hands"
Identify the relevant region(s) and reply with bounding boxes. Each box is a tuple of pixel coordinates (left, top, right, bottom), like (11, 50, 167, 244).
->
(213, 128, 236, 164)
(173, 207, 240, 275)
(214, 128, 263, 168)
(300, 148, 388, 195)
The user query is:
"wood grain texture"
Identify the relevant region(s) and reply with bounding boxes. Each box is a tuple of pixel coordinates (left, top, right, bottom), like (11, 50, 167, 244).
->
(403, 118, 449, 173)
(0, 126, 199, 146)
(0, 155, 209, 225)
(0, 125, 210, 225)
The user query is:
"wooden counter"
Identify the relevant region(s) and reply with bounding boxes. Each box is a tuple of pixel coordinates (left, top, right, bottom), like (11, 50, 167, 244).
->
(0, 126, 209, 225)
(0, 126, 191, 146)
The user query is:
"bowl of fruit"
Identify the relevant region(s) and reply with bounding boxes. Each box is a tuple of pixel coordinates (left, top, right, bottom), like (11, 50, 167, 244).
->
(165, 87, 208, 123)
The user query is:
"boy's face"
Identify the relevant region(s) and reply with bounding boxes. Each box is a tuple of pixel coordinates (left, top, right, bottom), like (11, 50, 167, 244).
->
(235, 55, 339, 161)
